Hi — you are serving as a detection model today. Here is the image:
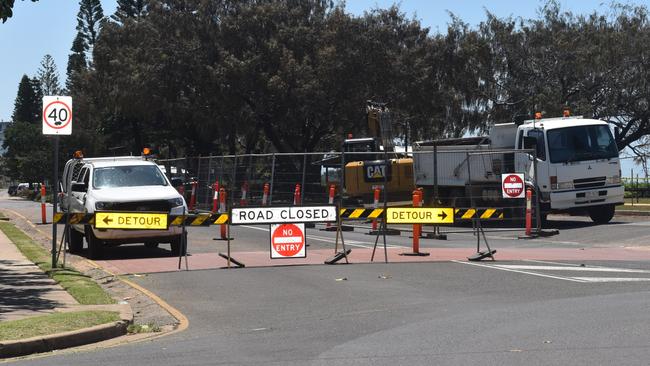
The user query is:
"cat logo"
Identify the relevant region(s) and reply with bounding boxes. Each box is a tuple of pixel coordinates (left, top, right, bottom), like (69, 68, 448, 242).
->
(364, 161, 392, 183)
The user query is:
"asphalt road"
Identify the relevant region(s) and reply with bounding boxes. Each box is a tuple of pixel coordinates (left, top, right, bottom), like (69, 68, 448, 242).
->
(3, 194, 650, 365)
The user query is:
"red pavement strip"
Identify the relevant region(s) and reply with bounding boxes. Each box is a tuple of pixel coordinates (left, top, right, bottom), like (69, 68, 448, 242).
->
(95, 247, 650, 275)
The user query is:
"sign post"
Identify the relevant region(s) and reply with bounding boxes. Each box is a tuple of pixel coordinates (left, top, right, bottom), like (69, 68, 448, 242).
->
(43, 96, 72, 268)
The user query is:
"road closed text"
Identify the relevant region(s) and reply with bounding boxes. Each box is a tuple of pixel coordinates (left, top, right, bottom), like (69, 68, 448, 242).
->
(231, 206, 337, 224)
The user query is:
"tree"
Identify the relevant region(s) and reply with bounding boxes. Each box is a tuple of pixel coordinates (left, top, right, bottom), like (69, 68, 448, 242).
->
(66, 32, 87, 91)
(76, 0, 104, 56)
(37, 54, 62, 95)
(3, 76, 50, 182)
(0, 0, 38, 23)
(111, 0, 147, 23)
(11, 75, 41, 124)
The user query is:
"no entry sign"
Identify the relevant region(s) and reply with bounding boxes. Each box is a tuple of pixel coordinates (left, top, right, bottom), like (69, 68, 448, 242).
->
(42, 96, 72, 135)
(502, 173, 525, 198)
(270, 223, 306, 259)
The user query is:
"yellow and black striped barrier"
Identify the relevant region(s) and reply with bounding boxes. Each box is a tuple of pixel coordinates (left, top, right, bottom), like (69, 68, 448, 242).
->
(338, 208, 384, 220)
(454, 208, 504, 220)
(53, 212, 229, 227)
(53, 207, 504, 227)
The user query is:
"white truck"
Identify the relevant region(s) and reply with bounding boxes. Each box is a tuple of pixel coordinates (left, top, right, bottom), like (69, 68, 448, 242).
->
(60, 154, 187, 259)
(413, 116, 624, 224)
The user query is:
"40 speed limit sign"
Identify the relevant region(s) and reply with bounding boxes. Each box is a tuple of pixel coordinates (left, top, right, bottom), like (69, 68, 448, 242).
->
(42, 96, 72, 135)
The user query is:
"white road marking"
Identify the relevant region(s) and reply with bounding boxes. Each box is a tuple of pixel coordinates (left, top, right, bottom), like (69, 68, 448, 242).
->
(492, 265, 650, 273)
(571, 277, 650, 283)
(451, 260, 587, 283)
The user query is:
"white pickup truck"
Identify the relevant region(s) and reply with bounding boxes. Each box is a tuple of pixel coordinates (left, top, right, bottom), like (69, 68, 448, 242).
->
(60, 155, 187, 259)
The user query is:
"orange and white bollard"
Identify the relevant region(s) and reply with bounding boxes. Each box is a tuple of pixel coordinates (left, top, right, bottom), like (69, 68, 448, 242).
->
(211, 181, 220, 213)
(293, 184, 301, 205)
(371, 187, 381, 231)
(525, 188, 532, 236)
(412, 190, 421, 252)
(189, 181, 198, 211)
(262, 183, 270, 206)
(240, 181, 249, 206)
(219, 188, 228, 239)
(40, 183, 46, 224)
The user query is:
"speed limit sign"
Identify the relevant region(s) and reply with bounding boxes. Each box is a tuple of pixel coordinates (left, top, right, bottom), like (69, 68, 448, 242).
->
(42, 96, 72, 135)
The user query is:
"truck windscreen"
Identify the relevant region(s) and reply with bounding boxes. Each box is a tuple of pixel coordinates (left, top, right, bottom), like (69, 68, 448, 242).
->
(93, 165, 168, 188)
(547, 125, 618, 163)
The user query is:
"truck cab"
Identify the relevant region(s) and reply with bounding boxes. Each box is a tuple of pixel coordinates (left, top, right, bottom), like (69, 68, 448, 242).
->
(514, 117, 624, 223)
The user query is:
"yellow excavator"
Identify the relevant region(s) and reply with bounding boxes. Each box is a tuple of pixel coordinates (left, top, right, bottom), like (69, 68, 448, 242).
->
(320, 101, 415, 203)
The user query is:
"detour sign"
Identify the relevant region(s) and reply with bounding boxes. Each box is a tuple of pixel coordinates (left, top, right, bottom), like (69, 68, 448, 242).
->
(270, 223, 306, 259)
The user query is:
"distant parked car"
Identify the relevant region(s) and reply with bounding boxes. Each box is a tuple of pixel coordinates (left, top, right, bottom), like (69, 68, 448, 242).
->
(7, 185, 18, 196)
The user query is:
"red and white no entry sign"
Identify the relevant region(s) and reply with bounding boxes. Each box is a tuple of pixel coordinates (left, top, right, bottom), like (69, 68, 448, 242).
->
(42, 96, 72, 135)
(270, 223, 306, 259)
(502, 173, 525, 198)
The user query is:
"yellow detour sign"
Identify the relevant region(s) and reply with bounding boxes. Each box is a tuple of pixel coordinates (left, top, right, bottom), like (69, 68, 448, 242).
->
(386, 207, 454, 224)
(95, 212, 168, 230)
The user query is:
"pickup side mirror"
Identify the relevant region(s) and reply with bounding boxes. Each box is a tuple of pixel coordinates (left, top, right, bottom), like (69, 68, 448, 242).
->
(522, 136, 537, 150)
(71, 182, 87, 192)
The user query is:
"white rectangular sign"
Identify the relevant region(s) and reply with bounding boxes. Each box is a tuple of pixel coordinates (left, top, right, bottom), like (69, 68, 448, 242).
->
(42, 96, 72, 135)
(231, 206, 337, 225)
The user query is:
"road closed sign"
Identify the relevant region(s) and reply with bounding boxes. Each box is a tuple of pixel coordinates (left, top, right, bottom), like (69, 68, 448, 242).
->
(231, 206, 336, 225)
(502, 173, 525, 198)
(270, 223, 306, 259)
(42, 96, 72, 135)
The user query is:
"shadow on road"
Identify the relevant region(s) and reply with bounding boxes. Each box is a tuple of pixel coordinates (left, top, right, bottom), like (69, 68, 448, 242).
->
(79, 244, 179, 260)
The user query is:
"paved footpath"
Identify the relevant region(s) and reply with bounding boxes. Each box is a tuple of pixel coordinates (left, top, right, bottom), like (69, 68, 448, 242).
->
(0, 228, 77, 321)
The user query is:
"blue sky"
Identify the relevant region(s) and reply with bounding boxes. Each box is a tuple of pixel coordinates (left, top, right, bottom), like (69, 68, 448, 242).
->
(0, 0, 646, 174)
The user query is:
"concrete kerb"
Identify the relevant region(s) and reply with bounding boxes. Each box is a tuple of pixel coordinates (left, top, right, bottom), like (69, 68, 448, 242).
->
(0, 304, 132, 359)
(0, 208, 189, 357)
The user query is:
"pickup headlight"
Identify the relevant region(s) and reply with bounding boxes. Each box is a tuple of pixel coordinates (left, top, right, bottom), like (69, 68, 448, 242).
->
(606, 175, 621, 184)
(168, 197, 185, 207)
(95, 201, 112, 210)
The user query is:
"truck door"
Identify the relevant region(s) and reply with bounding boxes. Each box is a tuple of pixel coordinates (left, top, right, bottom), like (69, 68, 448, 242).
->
(522, 129, 549, 192)
(69, 166, 89, 213)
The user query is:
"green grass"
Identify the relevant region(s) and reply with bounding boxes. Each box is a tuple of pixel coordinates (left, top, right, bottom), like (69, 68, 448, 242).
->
(0, 311, 120, 342)
(0, 222, 114, 305)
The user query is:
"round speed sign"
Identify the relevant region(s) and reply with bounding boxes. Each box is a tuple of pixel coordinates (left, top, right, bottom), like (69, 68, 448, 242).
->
(42, 96, 72, 135)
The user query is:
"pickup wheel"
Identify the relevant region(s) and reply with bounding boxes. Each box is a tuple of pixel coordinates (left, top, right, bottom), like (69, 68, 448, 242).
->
(85, 226, 103, 259)
(589, 204, 615, 224)
(68, 228, 84, 253)
(170, 235, 186, 256)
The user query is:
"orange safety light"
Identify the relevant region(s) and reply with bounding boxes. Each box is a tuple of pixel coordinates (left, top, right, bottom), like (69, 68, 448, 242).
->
(563, 108, 570, 117)
(347, 133, 353, 139)
(534, 112, 542, 120)
(73, 150, 83, 159)
(143, 147, 151, 156)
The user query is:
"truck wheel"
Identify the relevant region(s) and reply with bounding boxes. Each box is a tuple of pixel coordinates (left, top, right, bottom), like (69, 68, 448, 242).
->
(144, 242, 159, 249)
(68, 229, 84, 253)
(85, 226, 103, 259)
(589, 204, 615, 224)
(170, 236, 186, 256)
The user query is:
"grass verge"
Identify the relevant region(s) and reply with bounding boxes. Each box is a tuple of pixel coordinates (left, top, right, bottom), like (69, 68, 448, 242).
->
(0, 222, 114, 305)
(0, 311, 120, 342)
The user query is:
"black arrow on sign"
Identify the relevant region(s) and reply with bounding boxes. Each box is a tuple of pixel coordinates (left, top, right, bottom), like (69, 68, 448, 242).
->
(437, 210, 448, 221)
(103, 216, 113, 225)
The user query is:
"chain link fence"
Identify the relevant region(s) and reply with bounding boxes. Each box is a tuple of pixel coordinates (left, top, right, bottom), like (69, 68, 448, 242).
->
(157, 148, 541, 227)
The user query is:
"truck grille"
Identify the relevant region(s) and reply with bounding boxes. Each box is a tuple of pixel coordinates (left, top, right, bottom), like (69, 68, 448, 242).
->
(109, 200, 171, 212)
(573, 176, 606, 189)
